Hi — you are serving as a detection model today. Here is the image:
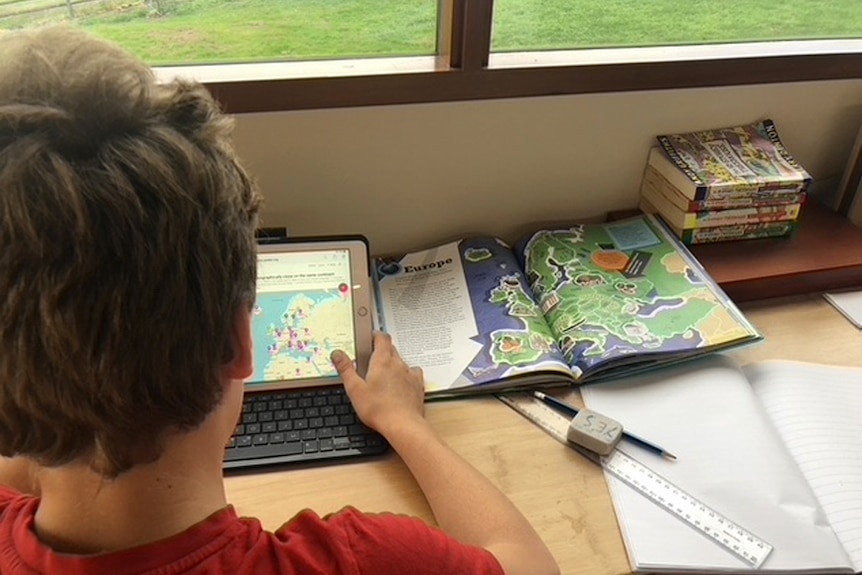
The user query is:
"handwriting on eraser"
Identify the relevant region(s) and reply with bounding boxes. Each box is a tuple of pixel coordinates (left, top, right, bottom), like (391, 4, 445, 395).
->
(566, 409, 624, 455)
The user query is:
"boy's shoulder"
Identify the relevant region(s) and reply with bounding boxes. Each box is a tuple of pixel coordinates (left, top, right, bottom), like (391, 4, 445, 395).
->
(0, 503, 502, 575)
(273, 507, 504, 574)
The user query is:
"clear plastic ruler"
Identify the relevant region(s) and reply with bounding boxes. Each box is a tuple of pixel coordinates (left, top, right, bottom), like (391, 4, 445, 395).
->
(497, 393, 773, 569)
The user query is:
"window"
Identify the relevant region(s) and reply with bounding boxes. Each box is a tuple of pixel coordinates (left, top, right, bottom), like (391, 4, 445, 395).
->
(5, 0, 862, 112)
(85, 1, 438, 65)
(491, 0, 862, 52)
(2, 0, 438, 64)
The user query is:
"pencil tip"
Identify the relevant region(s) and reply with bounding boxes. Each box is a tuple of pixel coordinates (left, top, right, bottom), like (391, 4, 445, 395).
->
(665, 452, 678, 461)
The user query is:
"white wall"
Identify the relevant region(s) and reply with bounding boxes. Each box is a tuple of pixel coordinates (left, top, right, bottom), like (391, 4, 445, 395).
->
(231, 79, 862, 255)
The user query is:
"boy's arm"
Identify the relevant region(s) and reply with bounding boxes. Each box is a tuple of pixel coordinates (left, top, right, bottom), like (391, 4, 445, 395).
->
(0, 457, 39, 496)
(333, 334, 560, 575)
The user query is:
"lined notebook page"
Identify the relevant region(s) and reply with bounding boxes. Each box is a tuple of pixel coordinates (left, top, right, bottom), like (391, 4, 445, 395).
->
(582, 355, 852, 573)
(745, 361, 862, 573)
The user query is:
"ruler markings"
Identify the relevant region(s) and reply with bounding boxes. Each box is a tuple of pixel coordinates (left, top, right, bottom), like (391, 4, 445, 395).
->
(497, 393, 773, 569)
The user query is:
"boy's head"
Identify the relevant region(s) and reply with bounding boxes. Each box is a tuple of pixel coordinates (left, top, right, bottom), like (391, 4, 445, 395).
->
(0, 26, 262, 477)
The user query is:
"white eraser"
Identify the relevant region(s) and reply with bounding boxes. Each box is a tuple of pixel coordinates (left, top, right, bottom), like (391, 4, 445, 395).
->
(566, 409, 624, 455)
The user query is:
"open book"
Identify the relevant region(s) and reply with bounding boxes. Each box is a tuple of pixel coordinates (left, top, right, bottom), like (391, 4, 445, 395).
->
(582, 355, 862, 574)
(373, 214, 761, 397)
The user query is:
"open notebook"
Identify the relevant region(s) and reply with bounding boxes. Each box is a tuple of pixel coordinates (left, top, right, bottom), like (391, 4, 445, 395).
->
(582, 355, 862, 574)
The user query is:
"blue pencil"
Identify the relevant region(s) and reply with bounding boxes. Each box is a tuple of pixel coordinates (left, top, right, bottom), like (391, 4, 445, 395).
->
(532, 391, 677, 460)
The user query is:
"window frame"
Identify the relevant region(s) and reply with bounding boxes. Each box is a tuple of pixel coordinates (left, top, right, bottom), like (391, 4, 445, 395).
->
(153, 0, 862, 114)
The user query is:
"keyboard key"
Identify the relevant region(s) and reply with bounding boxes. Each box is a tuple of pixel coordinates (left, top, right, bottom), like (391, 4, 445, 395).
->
(277, 420, 293, 432)
(269, 432, 285, 444)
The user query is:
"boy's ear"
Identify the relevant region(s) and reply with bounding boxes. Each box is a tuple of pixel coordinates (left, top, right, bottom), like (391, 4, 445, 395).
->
(224, 310, 254, 381)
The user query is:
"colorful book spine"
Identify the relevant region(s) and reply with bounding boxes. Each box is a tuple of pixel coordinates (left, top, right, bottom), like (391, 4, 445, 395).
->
(678, 221, 798, 244)
(642, 164, 806, 212)
(677, 203, 801, 229)
(640, 172, 804, 230)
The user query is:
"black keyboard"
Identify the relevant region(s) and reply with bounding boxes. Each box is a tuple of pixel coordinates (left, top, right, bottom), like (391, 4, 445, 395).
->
(224, 386, 388, 470)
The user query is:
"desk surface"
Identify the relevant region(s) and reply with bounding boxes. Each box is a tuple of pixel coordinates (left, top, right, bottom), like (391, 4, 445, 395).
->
(224, 293, 862, 575)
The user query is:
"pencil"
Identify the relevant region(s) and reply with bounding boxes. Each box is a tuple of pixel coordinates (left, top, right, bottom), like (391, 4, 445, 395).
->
(532, 391, 677, 460)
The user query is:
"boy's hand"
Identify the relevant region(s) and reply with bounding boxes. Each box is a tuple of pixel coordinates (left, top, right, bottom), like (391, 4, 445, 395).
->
(331, 332, 425, 436)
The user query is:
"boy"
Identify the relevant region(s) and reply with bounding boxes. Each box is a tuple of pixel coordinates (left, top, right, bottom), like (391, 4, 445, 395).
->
(0, 26, 559, 575)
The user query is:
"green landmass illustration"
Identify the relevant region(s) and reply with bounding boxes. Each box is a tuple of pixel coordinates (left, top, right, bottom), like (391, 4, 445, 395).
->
(523, 226, 751, 366)
(464, 247, 493, 262)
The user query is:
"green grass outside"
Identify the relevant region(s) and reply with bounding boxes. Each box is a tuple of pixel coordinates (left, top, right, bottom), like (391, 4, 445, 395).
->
(3, 0, 862, 66)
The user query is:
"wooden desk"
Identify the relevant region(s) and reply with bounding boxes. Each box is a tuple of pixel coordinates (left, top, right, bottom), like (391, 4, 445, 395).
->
(224, 293, 862, 575)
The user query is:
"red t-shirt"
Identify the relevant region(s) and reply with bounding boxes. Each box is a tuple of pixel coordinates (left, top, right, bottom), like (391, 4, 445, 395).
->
(0, 485, 503, 575)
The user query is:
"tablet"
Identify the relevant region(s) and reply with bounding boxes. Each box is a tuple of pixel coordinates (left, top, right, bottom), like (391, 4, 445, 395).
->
(246, 235, 373, 391)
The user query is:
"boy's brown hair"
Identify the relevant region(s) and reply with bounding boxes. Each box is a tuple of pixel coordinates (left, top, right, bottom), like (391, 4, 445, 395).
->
(0, 26, 262, 477)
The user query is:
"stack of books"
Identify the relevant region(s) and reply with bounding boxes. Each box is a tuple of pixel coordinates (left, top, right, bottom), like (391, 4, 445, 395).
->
(638, 119, 811, 245)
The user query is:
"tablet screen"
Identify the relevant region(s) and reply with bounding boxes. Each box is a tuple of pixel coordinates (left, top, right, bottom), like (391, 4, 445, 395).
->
(247, 238, 372, 389)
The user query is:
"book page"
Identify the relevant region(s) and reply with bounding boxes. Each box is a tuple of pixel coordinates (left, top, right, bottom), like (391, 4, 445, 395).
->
(374, 237, 570, 395)
(515, 215, 760, 382)
(582, 354, 852, 573)
(744, 360, 862, 573)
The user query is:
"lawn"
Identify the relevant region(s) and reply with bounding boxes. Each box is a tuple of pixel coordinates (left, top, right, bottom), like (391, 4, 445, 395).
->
(4, 0, 862, 66)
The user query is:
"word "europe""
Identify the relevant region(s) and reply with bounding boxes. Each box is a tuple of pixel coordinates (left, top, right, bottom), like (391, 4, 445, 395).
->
(404, 258, 453, 273)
